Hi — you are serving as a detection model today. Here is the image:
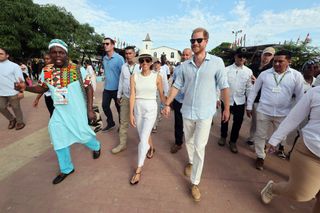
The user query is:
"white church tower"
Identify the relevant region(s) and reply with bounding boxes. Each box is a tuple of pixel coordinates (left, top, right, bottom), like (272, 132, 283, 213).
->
(142, 33, 152, 52)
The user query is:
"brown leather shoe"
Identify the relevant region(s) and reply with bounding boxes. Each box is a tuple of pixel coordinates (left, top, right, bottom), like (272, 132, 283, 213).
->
(191, 184, 201, 202)
(8, 119, 16, 129)
(15, 122, 25, 130)
(255, 158, 264, 171)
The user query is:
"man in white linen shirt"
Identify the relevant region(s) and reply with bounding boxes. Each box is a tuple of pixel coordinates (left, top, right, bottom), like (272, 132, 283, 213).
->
(246, 50, 304, 170)
(218, 47, 253, 153)
(112, 46, 140, 154)
(162, 27, 230, 202)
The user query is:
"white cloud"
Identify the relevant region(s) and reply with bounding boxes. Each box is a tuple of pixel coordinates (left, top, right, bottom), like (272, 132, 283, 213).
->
(33, 0, 319, 50)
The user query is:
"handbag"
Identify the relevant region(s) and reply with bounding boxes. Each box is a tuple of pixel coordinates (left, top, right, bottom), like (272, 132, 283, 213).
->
(76, 65, 102, 133)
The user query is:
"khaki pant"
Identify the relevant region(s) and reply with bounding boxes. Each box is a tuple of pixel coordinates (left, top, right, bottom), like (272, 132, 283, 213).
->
(255, 112, 285, 159)
(273, 138, 320, 212)
(119, 97, 130, 145)
(0, 95, 24, 123)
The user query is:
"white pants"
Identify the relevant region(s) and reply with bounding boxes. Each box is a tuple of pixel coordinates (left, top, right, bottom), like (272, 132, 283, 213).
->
(183, 117, 213, 185)
(255, 112, 285, 159)
(134, 99, 157, 167)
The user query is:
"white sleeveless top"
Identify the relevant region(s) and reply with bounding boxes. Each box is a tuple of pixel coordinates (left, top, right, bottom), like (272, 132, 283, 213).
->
(134, 71, 158, 100)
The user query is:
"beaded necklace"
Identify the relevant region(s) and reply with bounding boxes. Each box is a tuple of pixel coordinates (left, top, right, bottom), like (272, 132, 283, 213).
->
(59, 64, 72, 88)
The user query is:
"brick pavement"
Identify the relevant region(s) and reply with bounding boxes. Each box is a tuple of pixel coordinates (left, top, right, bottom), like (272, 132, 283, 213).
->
(0, 82, 314, 212)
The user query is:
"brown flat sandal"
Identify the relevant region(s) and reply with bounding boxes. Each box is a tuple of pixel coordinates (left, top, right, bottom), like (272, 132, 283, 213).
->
(146, 147, 155, 159)
(130, 171, 141, 185)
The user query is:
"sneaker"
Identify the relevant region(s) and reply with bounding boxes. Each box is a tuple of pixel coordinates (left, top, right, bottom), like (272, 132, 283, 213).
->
(184, 163, 192, 177)
(255, 157, 264, 171)
(170, 144, 182, 154)
(218, 137, 226, 146)
(191, 184, 201, 202)
(277, 150, 287, 160)
(229, 142, 238, 153)
(261, 180, 274, 204)
(102, 123, 115, 132)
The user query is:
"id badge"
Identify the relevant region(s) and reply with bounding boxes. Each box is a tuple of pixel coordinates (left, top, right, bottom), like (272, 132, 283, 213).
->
(272, 87, 281, 93)
(54, 88, 68, 104)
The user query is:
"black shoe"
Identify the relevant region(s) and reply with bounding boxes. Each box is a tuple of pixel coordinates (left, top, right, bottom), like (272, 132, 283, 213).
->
(93, 149, 101, 159)
(246, 140, 254, 146)
(102, 123, 115, 132)
(277, 150, 287, 160)
(52, 169, 74, 184)
(229, 142, 238, 153)
(255, 158, 264, 171)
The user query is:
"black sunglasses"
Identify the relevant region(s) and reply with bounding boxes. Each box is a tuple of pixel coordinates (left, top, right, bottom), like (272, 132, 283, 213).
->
(103, 42, 110, 46)
(190, 38, 205, 44)
(139, 58, 152, 63)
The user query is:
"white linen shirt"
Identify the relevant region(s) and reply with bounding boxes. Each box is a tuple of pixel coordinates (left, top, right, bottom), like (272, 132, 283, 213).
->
(117, 63, 140, 99)
(226, 63, 253, 105)
(174, 53, 229, 120)
(268, 86, 320, 158)
(247, 67, 304, 117)
(0, 60, 24, 96)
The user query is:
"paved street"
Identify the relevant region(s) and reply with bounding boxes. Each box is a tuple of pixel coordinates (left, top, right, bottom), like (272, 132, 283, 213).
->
(0, 82, 314, 213)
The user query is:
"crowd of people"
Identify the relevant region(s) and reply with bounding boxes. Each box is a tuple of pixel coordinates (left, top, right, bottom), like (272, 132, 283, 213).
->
(1, 27, 320, 212)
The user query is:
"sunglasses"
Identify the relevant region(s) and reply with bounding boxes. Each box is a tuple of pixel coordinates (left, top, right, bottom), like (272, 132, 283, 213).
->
(190, 38, 205, 44)
(103, 42, 110, 46)
(139, 58, 152, 63)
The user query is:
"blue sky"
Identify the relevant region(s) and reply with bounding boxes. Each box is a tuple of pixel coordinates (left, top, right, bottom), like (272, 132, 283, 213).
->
(34, 0, 320, 51)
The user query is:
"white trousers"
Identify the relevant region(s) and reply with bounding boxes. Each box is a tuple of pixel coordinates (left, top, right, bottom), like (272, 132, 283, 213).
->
(183, 117, 213, 185)
(255, 112, 285, 159)
(134, 99, 157, 167)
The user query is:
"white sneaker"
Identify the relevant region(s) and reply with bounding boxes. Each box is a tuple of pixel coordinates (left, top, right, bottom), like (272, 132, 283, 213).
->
(261, 180, 274, 204)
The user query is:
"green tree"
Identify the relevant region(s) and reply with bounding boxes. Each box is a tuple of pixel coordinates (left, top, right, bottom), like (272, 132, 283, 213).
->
(0, 0, 104, 60)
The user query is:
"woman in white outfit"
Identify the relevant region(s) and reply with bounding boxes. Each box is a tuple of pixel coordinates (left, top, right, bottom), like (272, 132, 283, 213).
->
(129, 51, 165, 185)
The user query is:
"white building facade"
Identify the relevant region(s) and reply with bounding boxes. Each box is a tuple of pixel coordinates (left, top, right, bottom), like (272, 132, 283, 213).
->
(141, 33, 181, 64)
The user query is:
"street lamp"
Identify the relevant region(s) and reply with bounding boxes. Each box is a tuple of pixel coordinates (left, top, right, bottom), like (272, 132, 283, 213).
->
(232, 30, 242, 47)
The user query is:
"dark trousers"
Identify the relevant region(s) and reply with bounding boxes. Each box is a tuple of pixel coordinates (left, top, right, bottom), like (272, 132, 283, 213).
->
(220, 102, 245, 143)
(44, 95, 54, 118)
(172, 99, 183, 146)
(102, 89, 120, 126)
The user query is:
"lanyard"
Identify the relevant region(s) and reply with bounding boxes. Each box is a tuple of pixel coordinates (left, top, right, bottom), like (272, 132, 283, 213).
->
(273, 71, 288, 87)
(127, 64, 136, 75)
